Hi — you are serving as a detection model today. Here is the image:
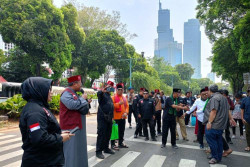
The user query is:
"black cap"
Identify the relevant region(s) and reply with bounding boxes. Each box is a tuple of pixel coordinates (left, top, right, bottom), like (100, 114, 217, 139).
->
(173, 88, 181, 93)
(144, 89, 149, 93)
(200, 88, 206, 93)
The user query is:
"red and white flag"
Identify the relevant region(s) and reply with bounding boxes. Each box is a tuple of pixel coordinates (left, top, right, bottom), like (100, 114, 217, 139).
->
(29, 123, 40, 132)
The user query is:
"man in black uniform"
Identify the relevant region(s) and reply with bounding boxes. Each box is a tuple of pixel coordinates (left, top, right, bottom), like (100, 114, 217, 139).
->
(184, 91, 196, 126)
(138, 89, 157, 141)
(161, 88, 189, 149)
(96, 81, 115, 159)
(134, 88, 145, 138)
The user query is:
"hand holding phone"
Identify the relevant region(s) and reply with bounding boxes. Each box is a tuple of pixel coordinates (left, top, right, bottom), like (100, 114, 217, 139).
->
(70, 126, 80, 134)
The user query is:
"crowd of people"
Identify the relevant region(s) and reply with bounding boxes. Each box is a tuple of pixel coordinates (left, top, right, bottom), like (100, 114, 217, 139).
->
(19, 75, 250, 166)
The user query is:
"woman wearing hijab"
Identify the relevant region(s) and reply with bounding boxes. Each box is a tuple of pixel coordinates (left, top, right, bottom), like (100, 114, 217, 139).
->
(19, 77, 74, 167)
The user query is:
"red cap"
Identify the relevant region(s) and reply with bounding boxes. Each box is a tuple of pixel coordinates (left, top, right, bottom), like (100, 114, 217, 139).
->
(204, 86, 209, 91)
(116, 83, 124, 89)
(140, 88, 145, 91)
(67, 75, 81, 83)
(155, 89, 160, 93)
(107, 81, 114, 87)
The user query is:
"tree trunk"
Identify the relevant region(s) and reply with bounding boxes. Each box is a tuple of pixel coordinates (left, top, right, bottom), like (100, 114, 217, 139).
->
(36, 63, 41, 76)
(90, 78, 95, 87)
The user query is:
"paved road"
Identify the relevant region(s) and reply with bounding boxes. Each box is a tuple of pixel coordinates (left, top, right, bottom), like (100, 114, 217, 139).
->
(0, 114, 249, 167)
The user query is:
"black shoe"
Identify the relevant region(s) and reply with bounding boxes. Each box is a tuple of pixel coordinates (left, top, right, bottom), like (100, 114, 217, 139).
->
(172, 145, 178, 149)
(129, 124, 132, 129)
(104, 148, 115, 154)
(145, 137, 149, 141)
(134, 134, 138, 138)
(161, 144, 166, 148)
(96, 152, 105, 159)
(228, 140, 233, 144)
(158, 132, 162, 136)
(119, 143, 129, 148)
(139, 134, 144, 137)
(152, 138, 157, 141)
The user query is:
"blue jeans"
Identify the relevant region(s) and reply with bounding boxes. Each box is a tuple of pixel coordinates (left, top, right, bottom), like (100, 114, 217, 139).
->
(205, 128, 223, 161)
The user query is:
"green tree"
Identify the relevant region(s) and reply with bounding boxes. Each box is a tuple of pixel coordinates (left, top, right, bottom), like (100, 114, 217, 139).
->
(0, 49, 6, 68)
(1, 48, 34, 82)
(196, 0, 249, 42)
(77, 6, 137, 40)
(0, 0, 74, 79)
(175, 63, 194, 81)
(192, 78, 213, 89)
(211, 34, 248, 95)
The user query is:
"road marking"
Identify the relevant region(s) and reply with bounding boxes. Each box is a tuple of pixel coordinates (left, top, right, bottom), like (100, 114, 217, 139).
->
(0, 150, 23, 162)
(111, 151, 141, 167)
(87, 133, 98, 137)
(3, 160, 22, 167)
(0, 135, 16, 140)
(0, 142, 22, 153)
(88, 153, 111, 167)
(179, 159, 196, 167)
(126, 137, 250, 157)
(210, 165, 227, 167)
(0, 137, 22, 146)
(87, 145, 95, 151)
(144, 155, 166, 167)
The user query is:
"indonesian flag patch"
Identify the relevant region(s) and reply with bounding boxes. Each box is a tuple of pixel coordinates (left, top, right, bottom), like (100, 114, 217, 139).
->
(29, 123, 40, 132)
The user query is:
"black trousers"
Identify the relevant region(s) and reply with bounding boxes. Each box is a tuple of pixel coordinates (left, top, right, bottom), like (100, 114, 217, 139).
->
(232, 119, 244, 136)
(128, 105, 137, 124)
(135, 117, 143, 135)
(154, 110, 162, 133)
(111, 119, 126, 146)
(96, 118, 112, 152)
(162, 115, 176, 145)
(198, 120, 205, 145)
(185, 114, 190, 125)
(142, 118, 155, 138)
(225, 120, 232, 142)
(222, 136, 229, 151)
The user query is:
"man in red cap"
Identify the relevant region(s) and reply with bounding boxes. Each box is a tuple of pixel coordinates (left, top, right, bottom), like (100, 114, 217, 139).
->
(60, 75, 91, 167)
(111, 83, 129, 149)
(133, 88, 146, 138)
(96, 81, 116, 159)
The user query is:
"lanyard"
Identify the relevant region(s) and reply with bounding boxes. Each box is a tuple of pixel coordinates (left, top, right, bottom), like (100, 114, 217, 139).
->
(203, 99, 209, 112)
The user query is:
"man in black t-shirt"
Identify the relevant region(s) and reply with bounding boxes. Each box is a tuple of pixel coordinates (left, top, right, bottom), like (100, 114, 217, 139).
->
(161, 88, 189, 149)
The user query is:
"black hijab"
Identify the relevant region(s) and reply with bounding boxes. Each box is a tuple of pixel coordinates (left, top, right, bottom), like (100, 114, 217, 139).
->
(21, 77, 53, 107)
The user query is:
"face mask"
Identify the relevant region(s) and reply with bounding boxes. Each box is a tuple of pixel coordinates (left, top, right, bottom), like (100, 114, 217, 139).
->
(107, 87, 114, 92)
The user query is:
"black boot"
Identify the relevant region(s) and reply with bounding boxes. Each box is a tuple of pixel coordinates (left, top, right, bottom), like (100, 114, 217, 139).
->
(96, 151, 105, 159)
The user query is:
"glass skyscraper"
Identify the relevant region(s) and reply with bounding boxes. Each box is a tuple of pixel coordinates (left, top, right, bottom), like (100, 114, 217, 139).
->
(154, 1, 182, 66)
(183, 19, 201, 79)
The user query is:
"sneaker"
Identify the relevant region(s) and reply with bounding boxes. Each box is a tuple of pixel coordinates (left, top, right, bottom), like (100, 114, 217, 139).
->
(172, 145, 178, 149)
(134, 134, 138, 138)
(232, 135, 236, 139)
(139, 134, 144, 137)
(161, 144, 166, 148)
(152, 138, 157, 141)
(96, 152, 105, 159)
(104, 148, 115, 154)
(145, 137, 149, 141)
(200, 144, 204, 149)
(240, 135, 245, 139)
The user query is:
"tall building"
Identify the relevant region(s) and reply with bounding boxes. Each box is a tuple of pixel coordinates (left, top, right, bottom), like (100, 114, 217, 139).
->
(207, 72, 215, 83)
(183, 19, 201, 79)
(154, 0, 182, 66)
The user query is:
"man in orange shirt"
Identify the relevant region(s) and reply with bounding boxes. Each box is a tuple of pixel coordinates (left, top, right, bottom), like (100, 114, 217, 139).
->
(111, 83, 129, 149)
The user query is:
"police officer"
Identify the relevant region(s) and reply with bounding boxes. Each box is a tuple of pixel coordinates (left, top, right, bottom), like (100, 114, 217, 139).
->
(19, 77, 74, 167)
(138, 89, 157, 141)
(96, 81, 115, 159)
(161, 88, 189, 149)
(134, 88, 145, 138)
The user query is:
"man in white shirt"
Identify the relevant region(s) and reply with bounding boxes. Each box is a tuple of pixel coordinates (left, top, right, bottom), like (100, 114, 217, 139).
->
(184, 87, 208, 149)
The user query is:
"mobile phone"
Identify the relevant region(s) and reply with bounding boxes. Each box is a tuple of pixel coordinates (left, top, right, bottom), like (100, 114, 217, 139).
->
(70, 126, 80, 134)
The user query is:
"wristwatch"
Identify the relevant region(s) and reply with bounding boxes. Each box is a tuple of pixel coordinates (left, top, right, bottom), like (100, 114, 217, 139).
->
(208, 122, 212, 124)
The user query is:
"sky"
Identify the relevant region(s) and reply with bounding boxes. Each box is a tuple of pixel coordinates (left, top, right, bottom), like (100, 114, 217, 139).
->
(53, 0, 214, 79)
